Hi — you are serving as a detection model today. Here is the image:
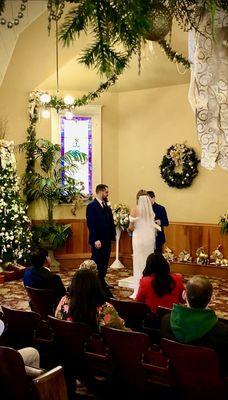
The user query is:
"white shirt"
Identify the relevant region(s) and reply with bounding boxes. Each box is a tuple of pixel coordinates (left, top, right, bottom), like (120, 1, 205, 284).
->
(96, 197, 104, 207)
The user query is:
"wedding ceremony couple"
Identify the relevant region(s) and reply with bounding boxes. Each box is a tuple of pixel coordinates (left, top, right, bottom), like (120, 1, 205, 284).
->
(86, 185, 169, 298)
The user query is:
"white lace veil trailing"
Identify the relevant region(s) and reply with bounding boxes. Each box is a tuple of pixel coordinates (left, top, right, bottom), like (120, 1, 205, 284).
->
(137, 195, 155, 228)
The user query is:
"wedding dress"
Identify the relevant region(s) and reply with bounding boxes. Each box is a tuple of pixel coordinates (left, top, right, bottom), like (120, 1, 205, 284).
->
(129, 195, 159, 299)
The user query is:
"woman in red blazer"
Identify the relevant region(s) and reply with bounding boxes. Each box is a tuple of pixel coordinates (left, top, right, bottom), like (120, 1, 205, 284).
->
(135, 252, 185, 313)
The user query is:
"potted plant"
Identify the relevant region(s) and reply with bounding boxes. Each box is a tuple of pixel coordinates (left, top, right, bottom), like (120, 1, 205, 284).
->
(20, 138, 86, 270)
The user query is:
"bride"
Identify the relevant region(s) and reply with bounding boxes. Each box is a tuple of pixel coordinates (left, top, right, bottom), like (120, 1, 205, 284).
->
(128, 190, 161, 299)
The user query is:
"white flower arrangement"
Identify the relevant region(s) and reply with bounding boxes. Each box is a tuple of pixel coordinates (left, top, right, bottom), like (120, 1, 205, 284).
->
(111, 203, 130, 231)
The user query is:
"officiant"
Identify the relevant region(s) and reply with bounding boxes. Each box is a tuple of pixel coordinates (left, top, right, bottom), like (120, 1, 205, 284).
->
(147, 191, 169, 253)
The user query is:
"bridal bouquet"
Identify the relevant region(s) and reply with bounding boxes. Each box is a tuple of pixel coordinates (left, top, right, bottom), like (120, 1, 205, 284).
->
(219, 213, 228, 234)
(111, 203, 130, 231)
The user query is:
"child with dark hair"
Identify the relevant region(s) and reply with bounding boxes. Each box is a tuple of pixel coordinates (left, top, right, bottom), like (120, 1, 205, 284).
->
(55, 268, 126, 331)
(136, 252, 185, 313)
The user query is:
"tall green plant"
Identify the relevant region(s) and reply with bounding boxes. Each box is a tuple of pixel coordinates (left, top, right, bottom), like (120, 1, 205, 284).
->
(20, 138, 86, 224)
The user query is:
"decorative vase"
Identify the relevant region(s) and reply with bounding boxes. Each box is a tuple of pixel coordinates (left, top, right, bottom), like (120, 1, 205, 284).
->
(110, 226, 125, 270)
(48, 249, 60, 272)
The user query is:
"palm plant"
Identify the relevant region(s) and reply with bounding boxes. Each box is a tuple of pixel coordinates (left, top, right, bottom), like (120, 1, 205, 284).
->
(20, 138, 86, 249)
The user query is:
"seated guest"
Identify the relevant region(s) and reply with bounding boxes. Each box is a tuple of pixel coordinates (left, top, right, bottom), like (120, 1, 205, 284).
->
(161, 275, 228, 376)
(23, 248, 66, 302)
(55, 268, 126, 331)
(0, 320, 40, 368)
(135, 253, 185, 313)
(78, 259, 98, 272)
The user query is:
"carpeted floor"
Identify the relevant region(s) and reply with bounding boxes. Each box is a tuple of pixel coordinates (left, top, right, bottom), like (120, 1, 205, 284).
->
(0, 267, 228, 320)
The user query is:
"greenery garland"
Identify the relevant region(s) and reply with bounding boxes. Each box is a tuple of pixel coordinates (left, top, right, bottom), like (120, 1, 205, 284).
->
(22, 71, 120, 202)
(58, 0, 228, 77)
(160, 143, 200, 189)
(158, 39, 191, 70)
(21, 104, 38, 202)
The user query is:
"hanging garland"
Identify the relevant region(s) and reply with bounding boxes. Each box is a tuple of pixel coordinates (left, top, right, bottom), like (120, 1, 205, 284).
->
(160, 143, 200, 189)
(22, 71, 120, 201)
(58, 0, 228, 77)
(0, 0, 28, 28)
(158, 39, 191, 69)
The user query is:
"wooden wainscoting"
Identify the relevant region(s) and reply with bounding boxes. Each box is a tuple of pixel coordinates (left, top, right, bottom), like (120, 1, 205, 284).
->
(165, 222, 228, 261)
(37, 219, 228, 277)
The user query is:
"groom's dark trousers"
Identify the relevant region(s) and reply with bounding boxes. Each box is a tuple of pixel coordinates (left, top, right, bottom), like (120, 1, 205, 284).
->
(152, 202, 169, 252)
(86, 199, 116, 296)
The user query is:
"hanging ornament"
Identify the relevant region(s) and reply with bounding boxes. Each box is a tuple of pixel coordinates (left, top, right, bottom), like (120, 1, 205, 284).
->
(64, 95, 74, 106)
(0, 0, 27, 28)
(145, 4, 172, 42)
(41, 109, 51, 119)
(47, 0, 65, 33)
(39, 93, 51, 104)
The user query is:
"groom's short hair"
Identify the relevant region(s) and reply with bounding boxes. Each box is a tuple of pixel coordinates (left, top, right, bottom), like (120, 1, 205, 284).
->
(96, 184, 108, 193)
(147, 191, 155, 198)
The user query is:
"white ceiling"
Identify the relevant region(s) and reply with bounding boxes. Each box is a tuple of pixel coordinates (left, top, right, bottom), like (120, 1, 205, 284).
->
(0, 0, 47, 86)
(0, 1, 190, 92)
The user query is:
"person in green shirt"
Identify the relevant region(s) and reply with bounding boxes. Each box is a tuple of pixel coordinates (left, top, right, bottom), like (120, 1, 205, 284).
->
(161, 275, 228, 376)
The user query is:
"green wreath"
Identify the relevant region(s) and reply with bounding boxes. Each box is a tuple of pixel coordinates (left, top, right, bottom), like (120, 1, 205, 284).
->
(160, 144, 200, 189)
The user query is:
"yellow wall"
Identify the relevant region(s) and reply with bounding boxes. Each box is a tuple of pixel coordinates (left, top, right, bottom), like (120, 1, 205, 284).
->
(118, 84, 228, 223)
(0, 12, 227, 224)
(32, 90, 119, 220)
(0, 11, 119, 220)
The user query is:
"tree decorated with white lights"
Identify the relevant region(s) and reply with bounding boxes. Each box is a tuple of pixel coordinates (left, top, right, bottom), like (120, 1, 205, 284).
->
(0, 140, 32, 267)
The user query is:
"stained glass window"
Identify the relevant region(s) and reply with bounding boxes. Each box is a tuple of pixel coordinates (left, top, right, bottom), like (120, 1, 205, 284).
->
(60, 115, 92, 194)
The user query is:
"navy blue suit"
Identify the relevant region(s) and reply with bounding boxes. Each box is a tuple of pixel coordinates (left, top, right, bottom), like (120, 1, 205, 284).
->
(86, 199, 116, 288)
(152, 202, 169, 252)
(23, 266, 66, 303)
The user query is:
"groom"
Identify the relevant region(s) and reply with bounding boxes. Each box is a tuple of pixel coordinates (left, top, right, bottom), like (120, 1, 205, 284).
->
(147, 191, 169, 253)
(86, 184, 116, 297)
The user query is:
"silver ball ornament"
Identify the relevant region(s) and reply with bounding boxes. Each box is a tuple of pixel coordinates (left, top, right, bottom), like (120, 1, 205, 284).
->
(14, 18, 19, 26)
(7, 21, 13, 28)
(145, 4, 172, 42)
(1, 18, 6, 25)
(18, 12, 23, 19)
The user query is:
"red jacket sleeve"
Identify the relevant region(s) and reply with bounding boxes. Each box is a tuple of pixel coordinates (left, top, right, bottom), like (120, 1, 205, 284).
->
(135, 277, 147, 303)
(175, 274, 185, 304)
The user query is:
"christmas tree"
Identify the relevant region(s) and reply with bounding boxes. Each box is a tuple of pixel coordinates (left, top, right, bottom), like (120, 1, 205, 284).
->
(0, 140, 32, 267)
